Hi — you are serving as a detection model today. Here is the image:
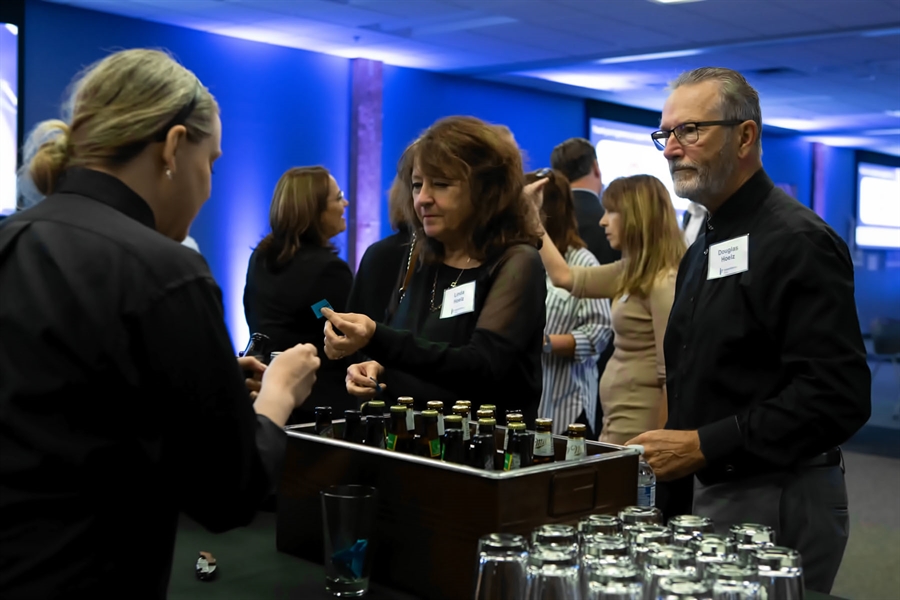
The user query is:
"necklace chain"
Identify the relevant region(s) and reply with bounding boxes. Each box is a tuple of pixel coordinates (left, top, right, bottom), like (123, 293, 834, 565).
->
(430, 258, 471, 313)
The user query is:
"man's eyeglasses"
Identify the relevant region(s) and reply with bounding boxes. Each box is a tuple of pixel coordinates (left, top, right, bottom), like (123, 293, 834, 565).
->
(650, 120, 744, 151)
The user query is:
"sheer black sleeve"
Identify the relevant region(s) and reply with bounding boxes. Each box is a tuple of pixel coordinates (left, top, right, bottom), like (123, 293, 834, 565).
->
(364, 245, 545, 396)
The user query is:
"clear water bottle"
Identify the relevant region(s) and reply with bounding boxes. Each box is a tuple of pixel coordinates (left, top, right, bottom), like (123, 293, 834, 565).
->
(633, 445, 656, 507)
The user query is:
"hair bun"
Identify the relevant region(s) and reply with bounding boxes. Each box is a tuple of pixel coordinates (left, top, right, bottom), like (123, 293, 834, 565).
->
(25, 120, 71, 197)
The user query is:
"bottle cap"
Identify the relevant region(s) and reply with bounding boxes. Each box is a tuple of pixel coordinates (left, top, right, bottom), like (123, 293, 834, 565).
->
(444, 415, 463, 428)
(422, 409, 439, 418)
(390, 405, 407, 413)
(508, 422, 526, 431)
(506, 413, 524, 422)
(398, 396, 414, 406)
(477, 418, 497, 426)
(535, 418, 553, 427)
(626, 444, 645, 456)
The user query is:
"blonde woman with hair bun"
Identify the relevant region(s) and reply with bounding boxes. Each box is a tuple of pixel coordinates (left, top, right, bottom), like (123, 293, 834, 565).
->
(0, 48, 319, 597)
(532, 173, 686, 445)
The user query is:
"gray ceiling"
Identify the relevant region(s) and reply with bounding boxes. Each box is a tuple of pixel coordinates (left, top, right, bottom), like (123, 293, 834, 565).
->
(45, 0, 900, 155)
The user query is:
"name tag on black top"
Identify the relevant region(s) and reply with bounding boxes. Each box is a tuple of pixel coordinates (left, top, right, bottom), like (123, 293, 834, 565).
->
(707, 234, 749, 280)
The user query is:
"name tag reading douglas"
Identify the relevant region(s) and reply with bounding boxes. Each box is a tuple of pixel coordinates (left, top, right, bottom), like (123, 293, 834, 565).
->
(440, 281, 476, 319)
(708, 234, 749, 280)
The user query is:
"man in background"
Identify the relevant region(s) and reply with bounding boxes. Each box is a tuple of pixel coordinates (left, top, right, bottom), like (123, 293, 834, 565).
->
(551, 138, 620, 266)
(551, 138, 620, 436)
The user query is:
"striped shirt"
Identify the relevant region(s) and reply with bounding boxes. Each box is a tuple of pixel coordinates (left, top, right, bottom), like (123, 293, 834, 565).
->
(539, 247, 613, 434)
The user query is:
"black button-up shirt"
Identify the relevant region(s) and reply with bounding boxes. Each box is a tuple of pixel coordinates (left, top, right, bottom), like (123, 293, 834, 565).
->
(665, 169, 871, 484)
(0, 168, 285, 598)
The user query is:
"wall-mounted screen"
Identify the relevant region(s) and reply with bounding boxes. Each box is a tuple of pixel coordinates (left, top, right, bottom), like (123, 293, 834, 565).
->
(0, 23, 17, 216)
(856, 162, 900, 249)
(589, 118, 689, 218)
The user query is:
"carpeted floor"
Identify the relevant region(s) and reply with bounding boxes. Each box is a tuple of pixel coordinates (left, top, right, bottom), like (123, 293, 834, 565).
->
(831, 450, 900, 600)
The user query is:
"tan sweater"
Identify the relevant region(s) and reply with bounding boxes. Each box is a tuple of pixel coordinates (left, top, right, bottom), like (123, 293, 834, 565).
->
(571, 261, 677, 444)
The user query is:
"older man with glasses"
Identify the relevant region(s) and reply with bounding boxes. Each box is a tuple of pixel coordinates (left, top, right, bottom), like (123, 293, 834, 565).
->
(628, 67, 871, 593)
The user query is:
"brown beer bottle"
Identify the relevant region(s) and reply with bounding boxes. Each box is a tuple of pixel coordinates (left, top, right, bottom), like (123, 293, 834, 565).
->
(417, 410, 442, 459)
(565, 423, 587, 461)
(469, 418, 498, 470)
(504, 412, 524, 451)
(532, 418, 556, 464)
(386, 405, 414, 453)
(342, 410, 364, 443)
(397, 396, 416, 432)
(452, 404, 471, 441)
(503, 422, 531, 471)
(441, 428, 466, 464)
(314, 407, 334, 438)
(363, 415, 386, 449)
(427, 401, 445, 435)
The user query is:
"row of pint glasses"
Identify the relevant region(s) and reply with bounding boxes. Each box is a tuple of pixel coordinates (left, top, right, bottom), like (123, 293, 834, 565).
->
(475, 508, 804, 600)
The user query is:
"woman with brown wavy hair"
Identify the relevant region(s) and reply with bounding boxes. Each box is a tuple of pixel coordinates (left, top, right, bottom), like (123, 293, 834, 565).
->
(243, 165, 352, 422)
(534, 174, 686, 444)
(321, 116, 547, 424)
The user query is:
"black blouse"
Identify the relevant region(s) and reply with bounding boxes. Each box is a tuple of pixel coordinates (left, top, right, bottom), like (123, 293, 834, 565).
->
(365, 243, 546, 425)
(244, 245, 355, 420)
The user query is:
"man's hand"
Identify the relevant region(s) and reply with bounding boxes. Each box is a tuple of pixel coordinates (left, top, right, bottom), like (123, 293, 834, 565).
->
(626, 429, 706, 482)
(236, 355, 265, 400)
(346, 361, 386, 398)
(321, 308, 376, 359)
(253, 344, 321, 427)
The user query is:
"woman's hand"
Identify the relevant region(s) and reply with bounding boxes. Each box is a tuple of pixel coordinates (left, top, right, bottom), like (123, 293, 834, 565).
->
(524, 177, 549, 211)
(322, 308, 376, 359)
(237, 355, 265, 400)
(346, 361, 386, 398)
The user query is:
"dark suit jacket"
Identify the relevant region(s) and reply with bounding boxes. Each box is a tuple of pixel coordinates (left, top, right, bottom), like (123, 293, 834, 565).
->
(572, 189, 620, 266)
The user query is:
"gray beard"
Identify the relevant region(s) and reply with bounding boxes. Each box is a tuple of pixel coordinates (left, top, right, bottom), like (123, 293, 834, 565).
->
(670, 142, 734, 208)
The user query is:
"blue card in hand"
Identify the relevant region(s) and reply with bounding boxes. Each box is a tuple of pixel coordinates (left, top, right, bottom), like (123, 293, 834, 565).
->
(311, 299, 333, 319)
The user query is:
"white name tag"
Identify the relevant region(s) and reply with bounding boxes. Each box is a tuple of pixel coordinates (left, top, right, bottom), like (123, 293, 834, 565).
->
(708, 234, 749, 280)
(440, 281, 476, 319)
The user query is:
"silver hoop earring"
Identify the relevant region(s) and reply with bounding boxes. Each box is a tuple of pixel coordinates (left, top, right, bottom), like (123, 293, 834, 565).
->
(165, 168, 173, 180)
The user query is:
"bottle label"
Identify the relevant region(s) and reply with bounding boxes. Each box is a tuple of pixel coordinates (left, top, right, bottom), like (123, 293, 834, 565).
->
(565, 440, 586, 461)
(638, 485, 656, 507)
(534, 432, 553, 457)
(462, 417, 470, 441)
(429, 438, 441, 458)
(386, 433, 397, 451)
(406, 409, 415, 432)
(503, 453, 521, 471)
(503, 429, 510, 451)
(437, 414, 444, 436)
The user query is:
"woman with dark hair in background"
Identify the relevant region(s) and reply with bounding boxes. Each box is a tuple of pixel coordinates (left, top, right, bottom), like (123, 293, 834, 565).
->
(321, 116, 546, 424)
(346, 144, 416, 323)
(244, 165, 352, 423)
(533, 174, 685, 444)
(526, 169, 612, 436)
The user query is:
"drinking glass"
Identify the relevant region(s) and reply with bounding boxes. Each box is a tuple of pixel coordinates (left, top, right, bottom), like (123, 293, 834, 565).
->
(474, 533, 529, 600)
(579, 514, 624, 538)
(320, 485, 377, 597)
(526, 546, 581, 600)
(752, 546, 804, 600)
(705, 563, 761, 600)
